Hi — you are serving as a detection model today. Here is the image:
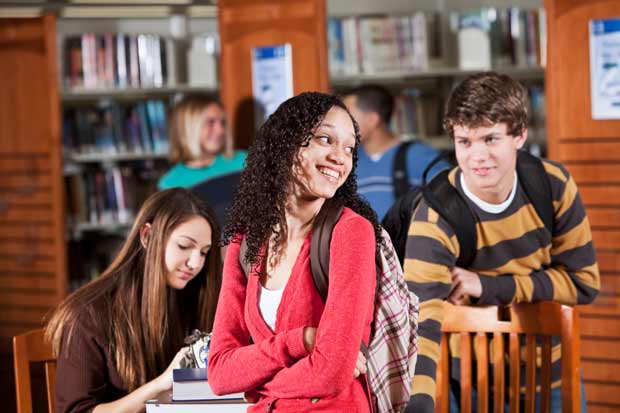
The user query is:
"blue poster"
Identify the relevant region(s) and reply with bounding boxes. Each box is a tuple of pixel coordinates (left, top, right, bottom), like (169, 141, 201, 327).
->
(251, 44, 294, 126)
(589, 19, 620, 119)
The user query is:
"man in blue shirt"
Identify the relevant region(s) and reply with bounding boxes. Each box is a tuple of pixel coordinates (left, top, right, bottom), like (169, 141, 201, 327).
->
(343, 85, 448, 220)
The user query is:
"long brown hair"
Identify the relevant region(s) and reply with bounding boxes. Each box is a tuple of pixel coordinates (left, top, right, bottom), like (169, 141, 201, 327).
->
(46, 188, 222, 391)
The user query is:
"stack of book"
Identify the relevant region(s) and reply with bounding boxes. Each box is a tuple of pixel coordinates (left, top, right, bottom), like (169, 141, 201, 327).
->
(146, 391, 247, 413)
(172, 368, 244, 402)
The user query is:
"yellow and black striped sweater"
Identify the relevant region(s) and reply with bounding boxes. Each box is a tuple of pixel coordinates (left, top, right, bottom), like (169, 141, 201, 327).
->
(405, 160, 600, 412)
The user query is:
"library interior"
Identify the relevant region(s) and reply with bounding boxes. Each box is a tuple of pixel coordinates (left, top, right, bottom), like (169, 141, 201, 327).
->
(0, 0, 619, 412)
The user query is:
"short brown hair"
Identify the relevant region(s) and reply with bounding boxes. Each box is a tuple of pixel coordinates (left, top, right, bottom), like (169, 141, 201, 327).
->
(443, 72, 528, 138)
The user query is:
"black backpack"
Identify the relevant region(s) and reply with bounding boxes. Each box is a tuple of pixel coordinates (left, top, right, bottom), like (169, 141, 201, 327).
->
(381, 150, 555, 268)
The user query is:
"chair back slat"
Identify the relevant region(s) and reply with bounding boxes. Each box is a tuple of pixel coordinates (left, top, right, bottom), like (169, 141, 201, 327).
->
(45, 362, 56, 413)
(508, 333, 520, 413)
(459, 334, 472, 413)
(539, 336, 552, 413)
(560, 305, 581, 413)
(474, 333, 489, 413)
(524, 334, 537, 412)
(13, 329, 56, 413)
(435, 333, 450, 413)
(492, 332, 505, 413)
(436, 303, 580, 413)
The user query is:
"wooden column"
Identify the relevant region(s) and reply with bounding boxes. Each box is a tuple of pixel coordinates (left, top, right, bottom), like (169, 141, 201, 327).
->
(545, 1, 620, 411)
(0, 15, 66, 411)
(218, 0, 329, 149)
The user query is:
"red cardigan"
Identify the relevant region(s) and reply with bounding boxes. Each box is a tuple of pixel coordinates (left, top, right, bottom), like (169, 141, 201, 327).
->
(209, 208, 376, 412)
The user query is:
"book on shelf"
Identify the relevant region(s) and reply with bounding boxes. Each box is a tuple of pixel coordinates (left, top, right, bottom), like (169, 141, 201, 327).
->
(327, 12, 440, 77)
(65, 165, 160, 231)
(457, 9, 492, 70)
(187, 33, 219, 88)
(326, 11, 536, 77)
(62, 100, 169, 156)
(146, 390, 247, 413)
(62, 32, 169, 90)
(451, 6, 546, 70)
(62, 32, 220, 90)
(172, 368, 244, 402)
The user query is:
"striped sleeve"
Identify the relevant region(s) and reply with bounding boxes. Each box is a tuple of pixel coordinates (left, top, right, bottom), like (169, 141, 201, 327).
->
(404, 201, 458, 413)
(477, 161, 600, 305)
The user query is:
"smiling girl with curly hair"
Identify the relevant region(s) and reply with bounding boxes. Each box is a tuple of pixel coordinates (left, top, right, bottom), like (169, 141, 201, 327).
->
(208, 92, 381, 412)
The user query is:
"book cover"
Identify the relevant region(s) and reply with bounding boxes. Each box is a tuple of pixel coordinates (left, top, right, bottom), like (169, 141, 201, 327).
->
(457, 8, 491, 70)
(172, 368, 244, 402)
(173, 368, 207, 382)
(146, 391, 247, 413)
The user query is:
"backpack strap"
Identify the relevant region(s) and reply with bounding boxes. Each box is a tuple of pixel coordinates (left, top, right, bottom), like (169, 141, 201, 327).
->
(393, 141, 414, 199)
(310, 201, 377, 352)
(310, 201, 344, 302)
(516, 151, 554, 235)
(422, 170, 478, 269)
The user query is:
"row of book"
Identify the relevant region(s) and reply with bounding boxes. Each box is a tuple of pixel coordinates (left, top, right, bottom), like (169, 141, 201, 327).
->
(456, 7, 547, 70)
(389, 85, 546, 139)
(328, 12, 441, 76)
(65, 166, 158, 229)
(62, 100, 169, 156)
(62, 33, 220, 90)
(63, 33, 170, 89)
(327, 7, 546, 76)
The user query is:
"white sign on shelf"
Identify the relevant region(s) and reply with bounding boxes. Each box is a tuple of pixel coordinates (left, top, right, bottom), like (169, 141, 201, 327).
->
(251, 44, 294, 127)
(589, 18, 620, 120)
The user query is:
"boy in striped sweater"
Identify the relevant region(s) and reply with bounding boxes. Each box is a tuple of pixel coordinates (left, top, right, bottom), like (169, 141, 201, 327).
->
(404, 72, 600, 412)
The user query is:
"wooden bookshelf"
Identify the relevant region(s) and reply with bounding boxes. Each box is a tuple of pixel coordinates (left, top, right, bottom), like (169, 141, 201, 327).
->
(545, 0, 620, 411)
(65, 151, 168, 163)
(331, 66, 545, 88)
(61, 85, 218, 102)
(0, 14, 66, 411)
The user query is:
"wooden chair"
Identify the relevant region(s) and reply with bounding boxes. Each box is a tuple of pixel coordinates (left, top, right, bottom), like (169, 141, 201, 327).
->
(13, 329, 56, 413)
(435, 302, 581, 413)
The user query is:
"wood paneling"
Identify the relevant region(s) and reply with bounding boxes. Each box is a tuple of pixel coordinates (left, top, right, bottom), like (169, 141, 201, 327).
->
(589, 406, 620, 413)
(0, 15, 66, 413)
(584, 383, 620, 404)
(596, 251, 620, 273)
(546, 0, 620, 409)
(557, 140, 620, 161)
(218, 0, 328, 149)
(586, 207, 620, 228)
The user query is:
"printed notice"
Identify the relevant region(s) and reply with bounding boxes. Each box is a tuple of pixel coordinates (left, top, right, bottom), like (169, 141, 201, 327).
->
(590, 19, 620, 119)
(251, 44, 294, 127)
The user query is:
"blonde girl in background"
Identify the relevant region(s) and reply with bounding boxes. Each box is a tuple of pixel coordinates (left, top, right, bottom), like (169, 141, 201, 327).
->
(158, 95, 246, 189)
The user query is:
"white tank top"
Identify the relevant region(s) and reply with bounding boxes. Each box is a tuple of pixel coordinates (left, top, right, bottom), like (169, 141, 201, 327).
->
(259, 285, 284, 331)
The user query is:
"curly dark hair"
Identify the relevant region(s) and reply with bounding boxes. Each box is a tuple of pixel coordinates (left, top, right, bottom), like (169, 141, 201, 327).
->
(223, 92, 382, 266)
(444, 71, 528, 138)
